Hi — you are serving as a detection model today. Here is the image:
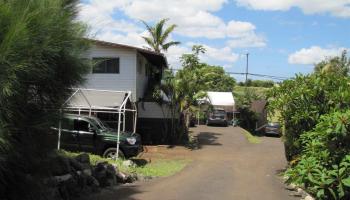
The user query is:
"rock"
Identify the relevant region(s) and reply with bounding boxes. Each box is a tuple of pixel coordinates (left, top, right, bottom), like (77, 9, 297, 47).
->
(69, 157, 83, 171)
(60, 176, 81, 198)
(116, 172, 137, 183)
(81, 163, 92, 171)
(111, 163, 119, 174)
(127, 173, 138, 182)
(105, 164, 117, 185)
(116, 171, 127, 183)
(75, 153, 90, 164)
(51, 155, 72, 176)
(82, 169, 92, 176)
(285, 183, 297, 191)
(93, 161, 117, 187)
(54, 174, 73, 182)
(87, 175, 100, 187)
(289, 191, 302, 197)
(304, 195, 315, 200)
(122, 160, 136, 168)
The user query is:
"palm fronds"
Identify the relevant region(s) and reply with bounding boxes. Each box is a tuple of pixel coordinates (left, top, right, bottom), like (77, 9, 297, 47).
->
(141, 18, 180, 53)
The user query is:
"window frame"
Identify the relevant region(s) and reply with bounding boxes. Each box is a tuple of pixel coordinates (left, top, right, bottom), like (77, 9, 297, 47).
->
(92, 57, 120, 74)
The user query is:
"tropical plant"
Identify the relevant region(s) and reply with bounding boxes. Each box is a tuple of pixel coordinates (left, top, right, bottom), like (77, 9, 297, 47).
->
(0, 0, 89, 199)
(142, 18, 180, 53)
(238, 79, 275, 88)
(234, 88, 262, 132)
(268, 73, 350, 161)
(314, 50, 350, 76)
(285, 111, 350, 199)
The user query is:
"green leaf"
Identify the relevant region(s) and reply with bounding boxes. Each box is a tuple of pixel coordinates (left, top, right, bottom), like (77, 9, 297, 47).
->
(328, 188, 337, 200)
(341, 177, 350, 187)
(316, 189, 324, 198)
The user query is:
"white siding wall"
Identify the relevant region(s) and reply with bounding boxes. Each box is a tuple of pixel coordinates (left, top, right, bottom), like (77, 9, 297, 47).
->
(82, 44, 138, 101)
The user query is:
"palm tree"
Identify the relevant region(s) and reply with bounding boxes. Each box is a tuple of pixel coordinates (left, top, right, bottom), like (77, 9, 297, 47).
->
(142, 18, 180, 53)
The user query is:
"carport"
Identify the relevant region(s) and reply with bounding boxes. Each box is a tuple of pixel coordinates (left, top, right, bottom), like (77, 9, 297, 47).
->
(58, 88, 137, 158)
(208, 92, 237, 121)
(197, 92, 237, 124)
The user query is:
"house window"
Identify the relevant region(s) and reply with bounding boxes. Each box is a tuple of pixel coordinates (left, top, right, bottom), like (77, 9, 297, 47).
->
(92, 58, 119, 74)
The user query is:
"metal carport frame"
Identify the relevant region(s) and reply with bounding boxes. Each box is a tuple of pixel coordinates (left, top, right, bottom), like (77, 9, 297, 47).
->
(58, 88, 137, 159)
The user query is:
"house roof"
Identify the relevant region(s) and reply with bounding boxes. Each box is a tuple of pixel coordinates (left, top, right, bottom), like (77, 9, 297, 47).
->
(88, 39, 168, 68)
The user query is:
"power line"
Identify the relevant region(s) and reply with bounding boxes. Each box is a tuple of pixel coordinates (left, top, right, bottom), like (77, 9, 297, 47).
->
(168, 69, 289, 81)
(226, 72, 288, 81)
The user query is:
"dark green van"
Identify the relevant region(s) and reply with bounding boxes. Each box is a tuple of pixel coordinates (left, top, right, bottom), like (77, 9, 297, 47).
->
(52, 114, 143, 158)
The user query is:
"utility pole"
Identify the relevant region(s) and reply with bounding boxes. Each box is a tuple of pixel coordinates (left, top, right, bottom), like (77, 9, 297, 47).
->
(245, 53, 249, 86)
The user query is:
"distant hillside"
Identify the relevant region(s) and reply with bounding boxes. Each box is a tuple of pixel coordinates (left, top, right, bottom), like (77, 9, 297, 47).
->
(233, 86, 270, 97)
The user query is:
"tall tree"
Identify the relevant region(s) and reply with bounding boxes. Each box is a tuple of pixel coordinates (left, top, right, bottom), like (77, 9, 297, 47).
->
(142, 18, 180, 53)
(0, 0, 89, 199)
(314, 50, 350, 76)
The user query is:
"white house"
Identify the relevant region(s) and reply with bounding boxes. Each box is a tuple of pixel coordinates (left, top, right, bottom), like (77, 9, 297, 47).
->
(81, 39, 175, 144)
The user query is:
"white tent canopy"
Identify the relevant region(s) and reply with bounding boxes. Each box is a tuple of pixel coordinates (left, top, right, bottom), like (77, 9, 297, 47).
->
(58, 88, 137, 159)
(207, 92, 235, 108)
(63, 89, 133, 112)
(202, 92, 235, 113)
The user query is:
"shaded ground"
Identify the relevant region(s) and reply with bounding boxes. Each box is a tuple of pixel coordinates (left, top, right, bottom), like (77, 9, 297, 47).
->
(83, 126, 298, 200)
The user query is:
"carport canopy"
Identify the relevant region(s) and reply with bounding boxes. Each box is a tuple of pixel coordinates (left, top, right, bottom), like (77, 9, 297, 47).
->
(63, 88, 134, 112)
(206, 92, 235, 112)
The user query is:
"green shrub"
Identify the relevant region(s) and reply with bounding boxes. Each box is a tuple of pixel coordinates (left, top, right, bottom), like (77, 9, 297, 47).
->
(235, 88, 261, 132)
(285, 111, 350, 199)
(268, 74, 350, 160)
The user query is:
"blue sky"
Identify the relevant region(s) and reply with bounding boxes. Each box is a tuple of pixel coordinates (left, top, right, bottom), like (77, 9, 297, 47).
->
(79, 0, 350, 82)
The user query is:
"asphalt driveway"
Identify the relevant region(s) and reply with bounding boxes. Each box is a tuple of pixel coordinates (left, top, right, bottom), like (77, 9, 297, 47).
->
(87, 125, 298, 200)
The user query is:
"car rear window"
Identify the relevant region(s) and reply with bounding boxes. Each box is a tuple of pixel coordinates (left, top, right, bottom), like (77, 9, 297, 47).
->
(268, 122, 280, 127)
(213, 110, 226, 115)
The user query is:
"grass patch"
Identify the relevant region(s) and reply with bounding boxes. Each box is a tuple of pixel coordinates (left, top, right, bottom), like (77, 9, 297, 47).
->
(133, 159, 190, 177)
(242, 130, 261, 144)
(59, 150, 190, 177)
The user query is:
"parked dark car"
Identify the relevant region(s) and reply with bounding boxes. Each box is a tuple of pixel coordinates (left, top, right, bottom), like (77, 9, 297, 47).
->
(261, 122, 281, 136)
(51, 114, 143, 158)
(207, 109, 228, 126)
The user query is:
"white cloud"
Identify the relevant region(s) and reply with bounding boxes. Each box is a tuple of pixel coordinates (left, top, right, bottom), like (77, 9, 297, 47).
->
(235, 0, 350, 18)
(165, 44, 240, 69)
(165, 46, 191, 69)
(78, 0, 264, 68)
(78, 1, 141, 35)
(226, 21, 256, 38)
(79, 0, 265, 44)
(227, 33, 266, 48)
(288, 46, 348, 65)
(202, 45, 240, 64)
(96, 31, 147, 47)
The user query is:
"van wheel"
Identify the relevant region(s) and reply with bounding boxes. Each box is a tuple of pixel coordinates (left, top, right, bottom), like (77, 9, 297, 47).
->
(103, 148, 125, 159)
